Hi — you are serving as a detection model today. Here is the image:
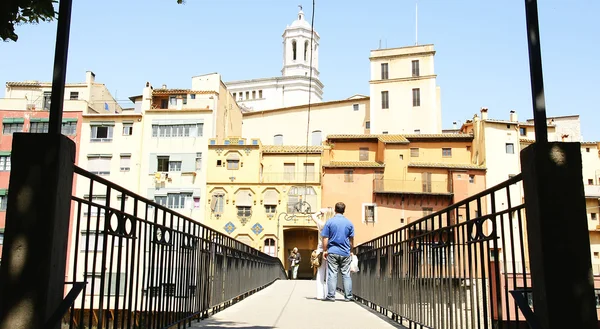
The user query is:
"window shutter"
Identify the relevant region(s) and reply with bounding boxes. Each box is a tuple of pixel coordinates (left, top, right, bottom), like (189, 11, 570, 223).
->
(263, 190, 279, 205)
(148, 154, 158, 174)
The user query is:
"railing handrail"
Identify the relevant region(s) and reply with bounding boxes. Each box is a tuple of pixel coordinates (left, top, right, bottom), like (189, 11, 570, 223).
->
(358, 173, 523, 247)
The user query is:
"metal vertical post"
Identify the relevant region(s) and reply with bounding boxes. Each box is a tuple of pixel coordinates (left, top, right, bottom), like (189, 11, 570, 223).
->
(524, 0, 548, 144)
(48, 0, 74, 135)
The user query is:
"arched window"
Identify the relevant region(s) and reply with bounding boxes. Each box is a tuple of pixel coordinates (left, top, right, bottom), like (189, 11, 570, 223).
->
(304, 41, 309, 61)
(311, 130, 322, 146)
(287, 186, 317, 214)
(264, 238, 276, 257)
(274, 134, 283, 145)
(292, 40, 297, 61)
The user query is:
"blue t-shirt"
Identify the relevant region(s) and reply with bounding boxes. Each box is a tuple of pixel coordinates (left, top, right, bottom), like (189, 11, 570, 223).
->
(321, 214, 355, 257)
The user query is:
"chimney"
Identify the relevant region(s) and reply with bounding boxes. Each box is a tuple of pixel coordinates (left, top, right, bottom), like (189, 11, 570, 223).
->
(86, 71, 96, 84)
(509, 110, 518, 122)
(452, 121, 457, 129)
(161, 84, 167, 89)
(480, 107, 489, 120)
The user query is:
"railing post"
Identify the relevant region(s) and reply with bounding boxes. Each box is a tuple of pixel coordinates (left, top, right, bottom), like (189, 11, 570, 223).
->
(520, 142, 597, 329)
(0, 133, 76, 329)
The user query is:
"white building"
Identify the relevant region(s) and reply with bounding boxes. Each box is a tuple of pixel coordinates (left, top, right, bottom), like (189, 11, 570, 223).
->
(225, 8, 323, 112)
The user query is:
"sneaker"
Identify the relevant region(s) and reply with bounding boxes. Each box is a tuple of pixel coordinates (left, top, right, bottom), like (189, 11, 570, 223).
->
(323, 297, 335, 302)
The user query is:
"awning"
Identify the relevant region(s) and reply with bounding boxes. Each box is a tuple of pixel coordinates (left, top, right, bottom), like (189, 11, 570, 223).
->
(263, 190, 279, 206)
(30, 118, 49, 123)
(227, 153, 240, 161)
(90, 121, 115, 126)
(0, 189, 7, 196)
(2, 118, 24, 124)
(236, 190, 253, 207)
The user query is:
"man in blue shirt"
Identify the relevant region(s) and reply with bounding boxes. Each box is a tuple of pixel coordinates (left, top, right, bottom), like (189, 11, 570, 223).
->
(321, 202, 355, 301)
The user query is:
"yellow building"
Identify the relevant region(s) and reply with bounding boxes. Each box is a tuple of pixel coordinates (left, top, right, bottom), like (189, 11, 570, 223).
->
(206, 137, 322, 279)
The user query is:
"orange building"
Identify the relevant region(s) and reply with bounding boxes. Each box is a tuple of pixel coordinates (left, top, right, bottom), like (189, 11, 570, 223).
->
(321, 133, 487, 244)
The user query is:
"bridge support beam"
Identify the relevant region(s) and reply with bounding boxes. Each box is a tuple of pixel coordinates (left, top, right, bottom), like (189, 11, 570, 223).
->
(0, 134, 76, 329)
(521, 142, 598, 329)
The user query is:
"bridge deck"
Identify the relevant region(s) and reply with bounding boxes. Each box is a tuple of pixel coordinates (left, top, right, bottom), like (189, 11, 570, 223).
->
(192, 280, 405, 329)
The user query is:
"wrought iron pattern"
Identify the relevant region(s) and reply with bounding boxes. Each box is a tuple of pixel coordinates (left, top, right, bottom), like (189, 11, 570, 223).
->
(65, 165, 287, 329)
(344, 174, 531, 329)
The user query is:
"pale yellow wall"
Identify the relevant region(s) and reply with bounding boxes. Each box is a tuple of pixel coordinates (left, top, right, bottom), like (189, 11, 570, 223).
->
(242, 98, 370, 146)
(582, 143, 600, 185)
(327, 141, 378, 162)
(217, 81, 243, 142)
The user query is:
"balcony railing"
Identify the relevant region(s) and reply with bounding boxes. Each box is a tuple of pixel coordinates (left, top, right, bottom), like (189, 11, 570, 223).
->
(261, 172, 321, 184)
(373, 178, 450, 194)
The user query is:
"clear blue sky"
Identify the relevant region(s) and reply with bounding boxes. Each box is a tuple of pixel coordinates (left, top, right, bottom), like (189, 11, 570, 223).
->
(1, 0, 598, 139)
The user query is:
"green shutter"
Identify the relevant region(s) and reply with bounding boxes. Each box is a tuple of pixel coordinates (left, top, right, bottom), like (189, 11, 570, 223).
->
(30, 118, 50, 123)
(63, 118, 78, 123)
(0, 151, 10, 156)
(2, 118, 25, 124)
(0, 189, 8, 196)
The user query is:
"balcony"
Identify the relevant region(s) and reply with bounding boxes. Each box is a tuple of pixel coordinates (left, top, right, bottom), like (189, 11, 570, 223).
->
(261, 172, 321, 184)
(373, 178, 450, 195)
(585, 184, 600, 198)
(0, 98, 90, 112)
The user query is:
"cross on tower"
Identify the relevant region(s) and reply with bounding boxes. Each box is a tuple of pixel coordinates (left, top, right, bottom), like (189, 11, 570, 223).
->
(298, 4, 302, 11)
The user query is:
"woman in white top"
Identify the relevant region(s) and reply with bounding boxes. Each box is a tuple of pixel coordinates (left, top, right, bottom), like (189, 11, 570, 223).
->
(311, 208, 331, 300)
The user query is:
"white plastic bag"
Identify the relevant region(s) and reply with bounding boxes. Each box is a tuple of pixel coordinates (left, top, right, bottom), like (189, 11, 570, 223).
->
(350, 254, 359, 273)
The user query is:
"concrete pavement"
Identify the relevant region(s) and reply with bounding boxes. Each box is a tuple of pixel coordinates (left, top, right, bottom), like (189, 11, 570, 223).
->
(192, 280, 405, 329)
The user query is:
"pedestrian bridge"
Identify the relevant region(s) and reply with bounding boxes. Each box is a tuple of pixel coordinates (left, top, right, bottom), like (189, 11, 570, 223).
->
(193, 280, 403, 329)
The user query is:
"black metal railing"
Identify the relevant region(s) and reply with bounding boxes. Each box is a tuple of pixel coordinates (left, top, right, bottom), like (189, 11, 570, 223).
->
(348, 174, 531, 329)
(64, 165, 287, 329)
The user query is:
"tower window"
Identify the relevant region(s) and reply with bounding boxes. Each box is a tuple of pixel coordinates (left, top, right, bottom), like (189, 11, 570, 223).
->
(381, 63, 389, 80)
(381, 91, 389, 109)
(304, 41, 309, 61)
(412, 60, 420, 77)
(292, 40, 297, 61)
(412, 88, 421, 107)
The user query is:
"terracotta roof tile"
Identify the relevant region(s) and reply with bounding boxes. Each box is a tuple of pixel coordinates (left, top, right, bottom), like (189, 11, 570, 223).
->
(323, 161, 385, 168)
(262, 145, 323, 154)
(152, 89, 216, 96)
(327, 133, 472, 143)
(408, 162, 486, 170)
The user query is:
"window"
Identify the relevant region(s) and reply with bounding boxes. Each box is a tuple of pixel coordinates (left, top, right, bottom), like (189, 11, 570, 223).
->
(61, 121, 77, 135)
(70, 91, 79, 100)
(287, 186, 317, 214)
(157, 193, 192, 209)
(414, 129, 421, 134)
(232, 93, 236, 100)
(304, 41, 309, 61)
(87, 155, 111, 175)
(422, 207, 434, 217)
(216, 159, 222, 166)
(399, 154, 404, 160)
(161, 99, 168, 108)
(589, 179, 594, 185)
(120, 155, 131, 172)
(344, 170, 354, 183)
(3, 123, 23, 134)
(274, 134, 283, 145)
(168, 161, 182, 172)
(412, 60, 420, 77)
(410, 148, 419, 157)
(80, 231, 105, 252)
(237, 206, 252, 218)
(190, 94, 196, 99)
(265, 205, 277, 214)
(0, 156, 11, 171)
(412, 88, 421, 107)
(259, 90, 263, 98)
(91, 124, 114, 142)
(226, 153, 240, 170)
(284, 163, 296, 181)
(236, 190, 253, 219)
(122, 123, 133, 136)
(211, 193, 225, 214)
(469, 175, 475, 184)
(43, 91, 51, 110)
(422, 172, 432, 193)
(264, 238, 276, 257)
(194, 197, 201, 208)
(381, 91, 389, 109)
(0, 195, 6, 211)
(364, 205, 375, 223)
(292, 40, 297, 60)
(359, 147, 369, 161)
(466, 146, 472, 151)
(157, 156, 169, 172)
(311, 130, 322, 146)
(82, 196, 106, 218)
(365, 121, 370, 129)
(442, 148, 452, 157)
(169, 96, 177, 105)
(195, 152, 202, 170)
(353, 104, 359, 111)
(506, 143, 515, 154)
(0, 231, 3, 244)
(519, 127, 526, 136)
(592, 213, 597, 220)
(30, 122, 49, 133)
(245, 91, 250, 99)
(303, 163, 315, 181)
(382, 131, 388, 134)
(151, 123, 203, 138)
(587, 148, 591, 153)
(381, 63, 389, 80)
(252, 91, 256, 99)
(182, 95, 187, 105)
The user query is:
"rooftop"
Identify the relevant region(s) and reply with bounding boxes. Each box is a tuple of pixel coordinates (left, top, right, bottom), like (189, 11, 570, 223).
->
(408, 162, 486, 171)
(242, 97, 369, 117)
(261, 145, 323, 154)
(323, 161, 385, 168)
(152, 89, 217, 96)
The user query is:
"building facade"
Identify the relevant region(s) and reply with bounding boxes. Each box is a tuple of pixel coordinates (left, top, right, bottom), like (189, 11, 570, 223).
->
(225, 8, 323, 112)
(369, 45, 442, 135)
(321, 133, 485, 244)
(205, 137, 322, 279)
